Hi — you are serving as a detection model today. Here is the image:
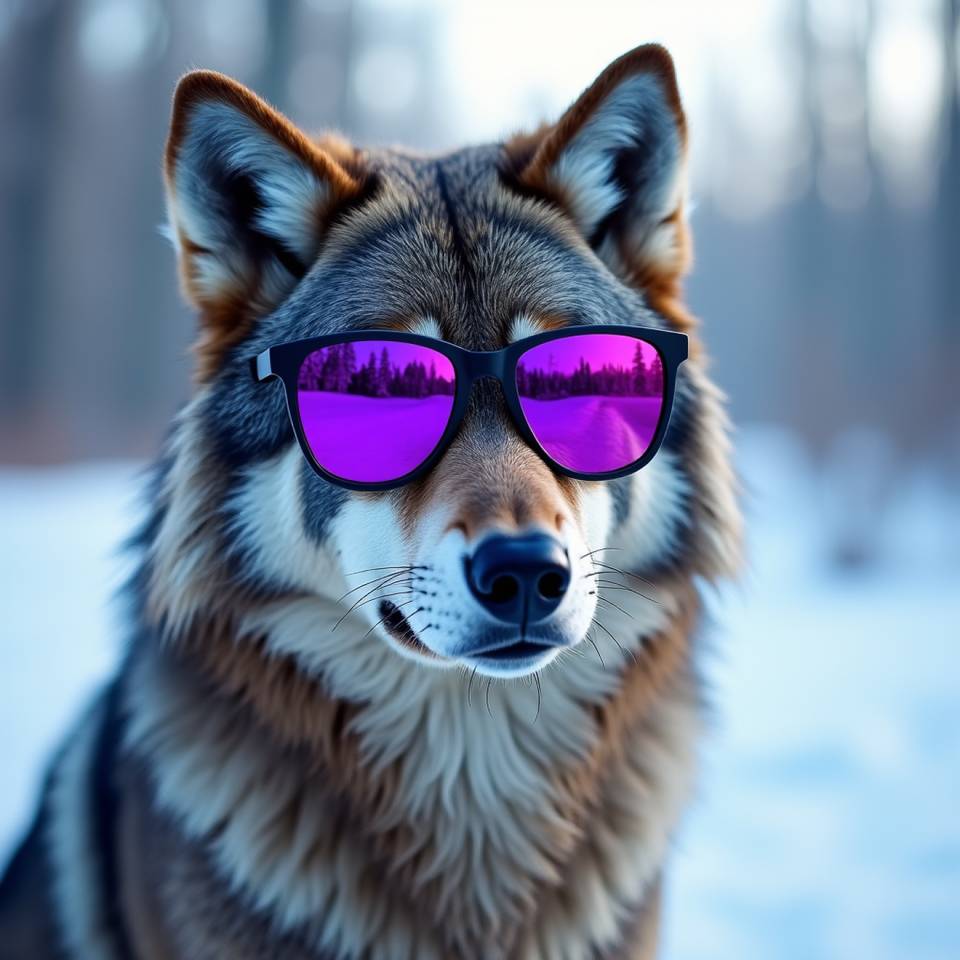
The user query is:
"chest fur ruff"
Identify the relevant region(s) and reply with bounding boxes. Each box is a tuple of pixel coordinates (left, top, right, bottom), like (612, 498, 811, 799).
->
(123, 589, 701, 960)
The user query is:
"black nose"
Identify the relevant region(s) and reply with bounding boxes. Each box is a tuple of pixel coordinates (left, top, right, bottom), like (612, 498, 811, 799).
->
(466, 532, 570, 626)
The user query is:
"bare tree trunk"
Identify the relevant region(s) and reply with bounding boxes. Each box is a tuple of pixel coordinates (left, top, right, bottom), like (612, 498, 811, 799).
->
(0, 2, 73, 420)
(257, 0, 297, 112)
(939, 0, 960, 338)
(933, 0, 960, 453)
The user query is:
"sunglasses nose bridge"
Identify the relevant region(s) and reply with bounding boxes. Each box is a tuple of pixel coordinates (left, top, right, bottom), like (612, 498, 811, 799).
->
(454, 349, 512, 418)
(461, 347, 507, 385)
(457, 345, 520, 425)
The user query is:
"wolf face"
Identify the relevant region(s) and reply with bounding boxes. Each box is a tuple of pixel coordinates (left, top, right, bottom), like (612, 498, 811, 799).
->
(0, 45, 744, 960)
(154, 46, 738, 697)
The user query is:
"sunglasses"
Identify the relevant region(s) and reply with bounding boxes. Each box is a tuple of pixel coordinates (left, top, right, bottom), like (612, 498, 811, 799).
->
(252, 324, 687, 491)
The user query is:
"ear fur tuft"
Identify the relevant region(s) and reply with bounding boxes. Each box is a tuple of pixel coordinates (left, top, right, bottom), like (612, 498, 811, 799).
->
(164, 70, 365, 379)
(508, 45, 692, 315)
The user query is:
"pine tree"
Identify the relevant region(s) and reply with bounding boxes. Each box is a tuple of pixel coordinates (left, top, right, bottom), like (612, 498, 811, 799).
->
(299, 351, 324, 390)
(633, 342, 648, 394)
(516, 363, 528, 396)
(340, 341, 357, 392)
(363, 352, 377, 395)
(323, 344, 341, 392)
(377, 348, 391, 397)
(647, 354, 663, 395)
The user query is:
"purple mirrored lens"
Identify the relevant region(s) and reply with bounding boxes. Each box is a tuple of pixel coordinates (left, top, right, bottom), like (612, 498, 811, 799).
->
(296, 340, 455, 483)
(516, 334, 665, 475)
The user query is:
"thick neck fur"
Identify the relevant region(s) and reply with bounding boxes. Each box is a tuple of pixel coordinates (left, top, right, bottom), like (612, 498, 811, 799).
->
(123, 605, 701, 960)
(122, 480, 705, 959)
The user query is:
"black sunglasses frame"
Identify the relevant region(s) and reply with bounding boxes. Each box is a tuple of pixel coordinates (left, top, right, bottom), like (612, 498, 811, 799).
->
(253, 324, 688, 491)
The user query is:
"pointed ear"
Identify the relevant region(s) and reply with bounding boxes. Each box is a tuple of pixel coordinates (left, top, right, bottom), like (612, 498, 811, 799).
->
(508, 45, 689, 294)
(164, 70, 365, 378)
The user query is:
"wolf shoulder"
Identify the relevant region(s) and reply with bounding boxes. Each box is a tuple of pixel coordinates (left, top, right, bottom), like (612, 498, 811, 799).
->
(0, 691, 114, 960)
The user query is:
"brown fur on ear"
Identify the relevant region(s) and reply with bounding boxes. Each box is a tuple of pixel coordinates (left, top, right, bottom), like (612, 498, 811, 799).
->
(506, 45, 695, 332)
(516, 45, 686, 184)
(165, 71, 366, 381)
(628, 205, 698, 339)
(165, 70, 364, 199)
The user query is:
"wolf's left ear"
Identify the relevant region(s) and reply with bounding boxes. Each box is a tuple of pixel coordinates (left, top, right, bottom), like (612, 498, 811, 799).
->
(509, 44, 689, 291)
(165, 70, 365, 378)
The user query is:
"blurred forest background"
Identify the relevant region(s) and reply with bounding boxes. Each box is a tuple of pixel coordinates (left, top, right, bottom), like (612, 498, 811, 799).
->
(1, 0, 958, 475)
(1, 3, 959, 957)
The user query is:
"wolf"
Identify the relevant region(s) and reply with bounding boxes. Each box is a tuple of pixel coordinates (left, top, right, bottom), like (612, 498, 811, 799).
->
(0, 44, 740, 959)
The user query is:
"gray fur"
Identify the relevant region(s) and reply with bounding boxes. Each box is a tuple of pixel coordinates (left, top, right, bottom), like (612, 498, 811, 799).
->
(0, 50, 738, 960)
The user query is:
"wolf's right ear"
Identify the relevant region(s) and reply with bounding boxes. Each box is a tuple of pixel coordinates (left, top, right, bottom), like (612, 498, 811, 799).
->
(164, 70, 364, 378)
(507, 45, 689, 302)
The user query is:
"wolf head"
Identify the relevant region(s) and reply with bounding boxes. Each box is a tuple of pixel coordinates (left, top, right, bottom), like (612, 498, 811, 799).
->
(150, 45, 739, 691)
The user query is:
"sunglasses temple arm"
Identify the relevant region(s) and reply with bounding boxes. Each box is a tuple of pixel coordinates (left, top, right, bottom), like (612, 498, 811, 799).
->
(252, 350, 273, 382)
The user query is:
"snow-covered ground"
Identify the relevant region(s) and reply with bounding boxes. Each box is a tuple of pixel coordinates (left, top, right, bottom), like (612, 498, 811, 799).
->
(1, 428, 958, 957)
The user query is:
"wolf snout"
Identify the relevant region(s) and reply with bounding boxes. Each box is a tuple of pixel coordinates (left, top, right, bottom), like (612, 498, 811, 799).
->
(464, 531, 570, 627)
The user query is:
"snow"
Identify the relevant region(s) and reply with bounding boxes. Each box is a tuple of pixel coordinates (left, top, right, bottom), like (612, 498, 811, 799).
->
(519, 394, 662, 473)
(663, 429, 960, 960)
(1, 431, 958, 957)
(0, 462, 140, 853)
(299, 391, 454, 482)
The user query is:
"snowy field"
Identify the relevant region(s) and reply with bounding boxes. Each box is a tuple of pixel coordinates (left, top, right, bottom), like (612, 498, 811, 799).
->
(1, 428, 958, 958)
(300, 391, 454, 482)
(519, 393, 662, 474)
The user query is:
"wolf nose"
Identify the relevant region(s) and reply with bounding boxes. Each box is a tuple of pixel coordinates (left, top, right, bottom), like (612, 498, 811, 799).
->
(466, 532, 570, 626)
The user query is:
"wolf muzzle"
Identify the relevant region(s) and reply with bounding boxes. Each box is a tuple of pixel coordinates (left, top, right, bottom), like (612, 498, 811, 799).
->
(464, 531, 570, 632)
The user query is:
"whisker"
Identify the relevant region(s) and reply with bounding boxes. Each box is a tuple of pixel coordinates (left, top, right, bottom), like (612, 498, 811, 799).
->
(590, 617, 639, 666)
(592, 577, 654, 596)
(467, 666, 479, 707)
(333, 574, 414, 630)
(344, 563, 420, 577)
(585, 633, 605, 667)
(343, 589, 415, 616)
(595, 594, 637, 621)
(485, 678, 493, 717)
(579, 547, 622, 560)
(337, 567, 416, 603)
(361, 611, 394, 640)
(583, 571, 658, 604)
(590, 559, 655, 589)
(585, 571, 658, 602)
(343, 564, 426, 578)
(362, 604, 424, 640)
(532, 673, 542, 723)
